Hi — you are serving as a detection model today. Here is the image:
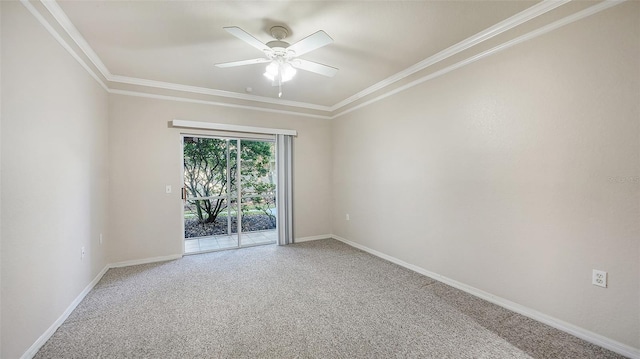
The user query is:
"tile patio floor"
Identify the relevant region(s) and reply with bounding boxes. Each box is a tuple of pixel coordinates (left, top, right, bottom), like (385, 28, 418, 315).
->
(184, 229, 277, 254)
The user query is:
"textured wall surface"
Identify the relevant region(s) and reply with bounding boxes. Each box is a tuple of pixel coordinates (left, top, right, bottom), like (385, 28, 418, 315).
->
(1, 2, 110, 358)
(331, 2, 639, 348)
(108, 95, 332, 262)
(2, 1, 639, 358)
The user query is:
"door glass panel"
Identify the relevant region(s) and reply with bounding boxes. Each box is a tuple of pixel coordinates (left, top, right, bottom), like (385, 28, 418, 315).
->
(239, 140, 277, 245)
(183, 136, 276, 254)
(240, 196, 277, 246)
(183, 137, 238, 252)
(184, 198, 229, 238)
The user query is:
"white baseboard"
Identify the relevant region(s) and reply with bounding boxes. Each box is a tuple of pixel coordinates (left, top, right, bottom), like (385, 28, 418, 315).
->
(331, 234, 639, 359)
(109, 254, 183, 268)
(22, 253, 184, 358)
(22, 238, 327, 357)
(24, 240, 638, 359)
(20, 265, 110, 359)
(295, 234, 332, 243)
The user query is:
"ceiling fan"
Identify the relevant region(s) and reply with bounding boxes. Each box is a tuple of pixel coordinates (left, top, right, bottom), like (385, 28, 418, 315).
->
(215, 26, 338, 98)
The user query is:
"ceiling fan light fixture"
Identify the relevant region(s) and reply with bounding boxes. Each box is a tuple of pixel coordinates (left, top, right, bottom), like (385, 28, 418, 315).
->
(263, 60, 297, 83)
(281, 63, 297, 82)
(263, 61, 279, 81)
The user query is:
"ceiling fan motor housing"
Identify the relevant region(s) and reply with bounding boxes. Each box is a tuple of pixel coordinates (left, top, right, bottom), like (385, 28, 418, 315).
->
(270, 26, 288, 40)
(266, 41, 293, 58)
(266, 26, 294, 58)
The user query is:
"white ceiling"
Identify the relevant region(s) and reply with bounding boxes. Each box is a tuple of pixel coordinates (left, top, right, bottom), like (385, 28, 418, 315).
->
(26, 0, 612, 117)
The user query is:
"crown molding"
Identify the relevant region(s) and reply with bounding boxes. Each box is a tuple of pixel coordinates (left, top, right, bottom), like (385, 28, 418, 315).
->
(331, 0, 626, 120)
(23, 0, 623, 121)
(20, 0, 108, 91)
(109, 89, 331, 120)
(109, 75, 332, 112)
(19, 0, 331, 120)
(38, 0, 332, 113)
(329, 0, 570, 111)
(40, 0, 112, 81)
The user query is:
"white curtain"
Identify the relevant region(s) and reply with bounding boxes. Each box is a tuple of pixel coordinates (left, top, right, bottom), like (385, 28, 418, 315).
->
(276, 134, 293, 245)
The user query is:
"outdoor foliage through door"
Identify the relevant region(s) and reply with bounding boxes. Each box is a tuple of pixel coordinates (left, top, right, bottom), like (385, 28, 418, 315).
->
(183, 136, 276, 241)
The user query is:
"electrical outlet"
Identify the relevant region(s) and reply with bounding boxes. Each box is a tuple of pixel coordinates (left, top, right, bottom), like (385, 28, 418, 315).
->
(345, 213, 350, 221)
(81, 246, 86, 260)
(592, 269, 607, 288)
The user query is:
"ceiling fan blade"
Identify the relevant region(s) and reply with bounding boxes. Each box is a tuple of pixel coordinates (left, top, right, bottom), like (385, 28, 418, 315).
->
(215, 58, 270, 68)
(287, 30, 333, 57)
(224, 26, 269, 53)
(291, 59, 338, 77)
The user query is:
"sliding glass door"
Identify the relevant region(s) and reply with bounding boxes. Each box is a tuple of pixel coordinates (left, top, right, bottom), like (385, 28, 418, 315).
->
(238, 139, 277, 246)
(183, 135, 276, 254)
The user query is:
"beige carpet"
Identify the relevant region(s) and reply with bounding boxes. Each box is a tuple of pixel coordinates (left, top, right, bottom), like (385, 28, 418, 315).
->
(35, 239, 623, 358)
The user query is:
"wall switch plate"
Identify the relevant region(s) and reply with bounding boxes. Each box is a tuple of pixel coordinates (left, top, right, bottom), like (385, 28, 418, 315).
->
(165, 185, 172, 194)
(99, 233, 103, 245)
(81, 246, 86, 260)
(592, 269, 607, 288)
(345, 214, 350, 221)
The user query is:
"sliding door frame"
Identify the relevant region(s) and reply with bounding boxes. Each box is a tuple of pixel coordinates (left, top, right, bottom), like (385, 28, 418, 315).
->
(179, 132, 276, 254)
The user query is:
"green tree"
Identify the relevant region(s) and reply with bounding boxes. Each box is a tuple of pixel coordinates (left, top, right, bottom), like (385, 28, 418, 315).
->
(183, 137, 274, 225)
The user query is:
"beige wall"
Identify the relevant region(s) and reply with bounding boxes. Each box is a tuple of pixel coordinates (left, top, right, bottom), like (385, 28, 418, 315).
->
(0, 1, 3, 355)
(108, 95, 332, 263)
(331, 2, 639, 349)
(2, 0, 638, 357)
(1, 2, 110, 358)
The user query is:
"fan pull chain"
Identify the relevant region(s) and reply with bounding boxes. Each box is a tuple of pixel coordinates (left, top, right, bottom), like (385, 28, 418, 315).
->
(278, 79, 283, 98)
